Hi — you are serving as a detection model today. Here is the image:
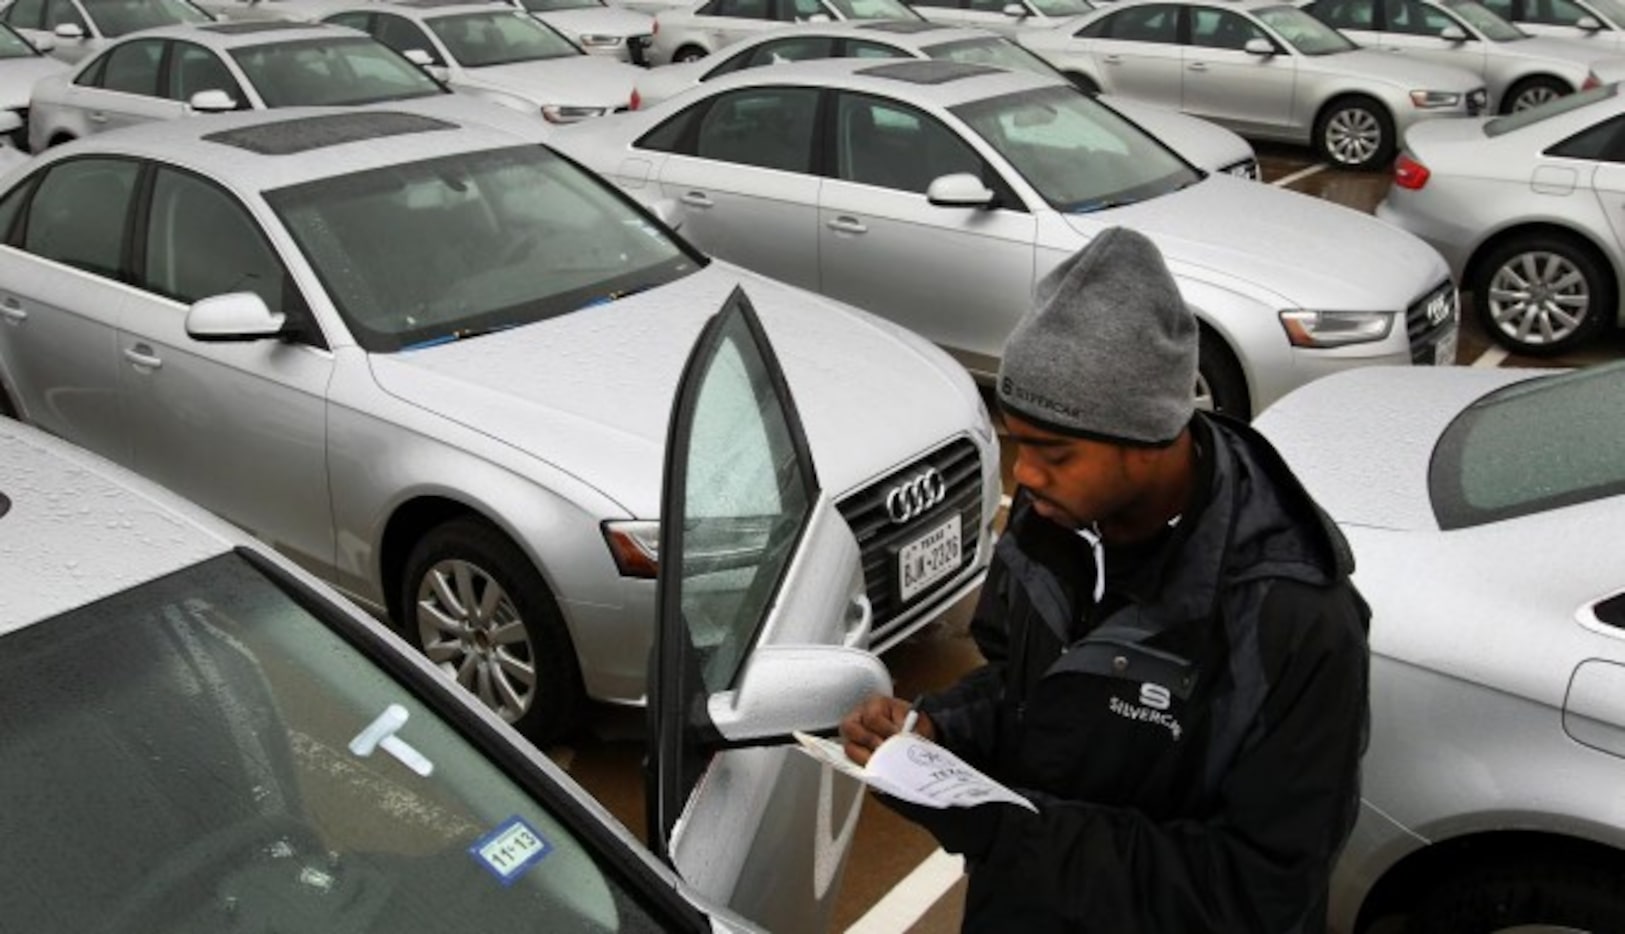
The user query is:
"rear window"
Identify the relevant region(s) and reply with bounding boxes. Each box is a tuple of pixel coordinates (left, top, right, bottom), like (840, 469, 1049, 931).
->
(1486, 82, 1617, 138)
(1430, 364, 1625, 528)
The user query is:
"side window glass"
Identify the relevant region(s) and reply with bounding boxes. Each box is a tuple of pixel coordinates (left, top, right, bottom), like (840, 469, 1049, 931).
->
(375, 14, 441, 63)
(1190, 8, 1267, 47)
(835, 92, 983, 194)
(1478, 0, 1512, 17)
(1103, 4, 1180, 41)
(73, 49, 109, 86)
(43, 0, 87, 31)
(1306, 0, 1374, 28)
(1527, 0, 1586, 23)
(738, 35, 836, 67)
(694, 87, 818, 172)
(715, 0, 770, 17)
(967, 0, 1010, 12)
(846, 38, 910, 57)
(142, 168, 300, 316)
(4, 0, 46, 29)
(1548, 114, 1625, 161)
(324, 11, 370, 30)
(0, 175, 35, 245)
(169, 43, 243, 103)
(99, 38, 163, 96)
(1385, 0, 1454, 33)
(636, 100, 705, 153)
(23, 158, 139, 279)
(789, 0, 824, 18)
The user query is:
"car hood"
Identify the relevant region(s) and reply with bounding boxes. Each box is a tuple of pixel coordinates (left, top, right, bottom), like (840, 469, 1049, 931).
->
(458, 55, 638, 107)
(0, 56, 69, 109)
(631, 56, 706, 106)
(1254, 365, 1544, 531)
(535, 5, 652, 35)
(366, 263, 977, 517)
(1100, 96, 1253, 172)
(1318, 47, 1483, 90)
(1067, 174, 1449, 309)
(1490, 34, 1614, 68)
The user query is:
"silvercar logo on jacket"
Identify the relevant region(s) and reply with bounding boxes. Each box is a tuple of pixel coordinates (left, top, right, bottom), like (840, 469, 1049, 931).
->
(1109, 684, 1183, 741)
(1000, 377, 1086, 421)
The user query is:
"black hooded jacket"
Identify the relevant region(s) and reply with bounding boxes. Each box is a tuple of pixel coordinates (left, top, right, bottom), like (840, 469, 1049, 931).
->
(908, 413, 1370, 933)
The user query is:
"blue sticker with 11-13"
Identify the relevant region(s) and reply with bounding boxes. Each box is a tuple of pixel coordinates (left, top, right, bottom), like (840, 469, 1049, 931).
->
(469, 816, 553, 885)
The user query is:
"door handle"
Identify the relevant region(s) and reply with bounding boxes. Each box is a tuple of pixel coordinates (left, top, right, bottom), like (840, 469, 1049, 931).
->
(826, 216, 867, 234)
(679, 191, 713, 208)
(1101, 53, 1122, 64)
(1188, 61, 1208, 71)
(123, 345, 162, 370)
(0, 297, 24, 323)
(88, 111, 108, 123)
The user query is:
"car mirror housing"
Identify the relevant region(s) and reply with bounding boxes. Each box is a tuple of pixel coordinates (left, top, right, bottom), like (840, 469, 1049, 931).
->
(1243, 37, 1275, 55)
(188, 89, 237, 113)
(403, 47, 433, 65)
(1438, 24, 1466, 41)
(0, 111, 21, 136)
(1003, 1, 1028, 16)
(53, 22, 85, 39)
(185, 292, 288, 343)
(927, 172, 997, 208)
(703, 644, 891, 743)
(1576, 13, 1603, 29)
(648, 197, 684, 231)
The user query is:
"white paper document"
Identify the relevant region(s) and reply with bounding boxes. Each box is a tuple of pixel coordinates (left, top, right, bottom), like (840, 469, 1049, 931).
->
(794, 731, 1037, 813)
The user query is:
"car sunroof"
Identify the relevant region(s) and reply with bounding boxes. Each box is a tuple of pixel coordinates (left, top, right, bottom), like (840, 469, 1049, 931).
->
(856, 60, 1000, 84)
(202, 112, 459, 155)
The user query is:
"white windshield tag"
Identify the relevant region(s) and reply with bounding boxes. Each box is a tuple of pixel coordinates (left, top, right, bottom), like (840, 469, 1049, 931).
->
(349, 703, 434, 777)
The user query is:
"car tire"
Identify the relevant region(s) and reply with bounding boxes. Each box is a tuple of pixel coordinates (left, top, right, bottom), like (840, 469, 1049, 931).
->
(1502, 75, 1569, 114)
(673, 44, 707, 63)
(1197, 327, 1249, 419)
(1314, 96, 1393, 171)
(1065, 71, 1100, 95)
(1470, 232, 1614, 356)
(1407, 858, 1625, 933)
(400, 517, 584, 744)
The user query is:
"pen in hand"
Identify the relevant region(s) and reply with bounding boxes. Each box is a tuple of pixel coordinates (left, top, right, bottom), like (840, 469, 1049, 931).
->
(901, 696, 923, 736)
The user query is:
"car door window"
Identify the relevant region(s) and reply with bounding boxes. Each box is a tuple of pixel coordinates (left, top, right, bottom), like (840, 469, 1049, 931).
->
(1385, 0, 1458, 33)
(693, 86, 818, 172)
(1523, 0, 1587, 23)
(708, 0, 770, 17)
(1548, 113, 1625, 160)
(1478, 0, 1513, 16)
(845, 38, 910, 56)
(1094, 4, 1181, 40)
(725, 34, 837, 71)
(835, 92, 984, 194)
(1190, 7, 1268, 47)
(1305, 0, 1376, 28)
(4, 0, 45, 30)
(142, 168, 307, 325)
(374, 13, 443, 64)
(785, 0, 825, 19)
(22, 158, 139, 279)
(43, 0, 87, 31)
(169, 41, 245, 104)
(99, 38, 164, 95)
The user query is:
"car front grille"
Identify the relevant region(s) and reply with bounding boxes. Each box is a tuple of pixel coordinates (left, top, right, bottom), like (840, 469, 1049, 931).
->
(836, 437, 984, 638)
(1406, 280, 1457, 364)
(9, 107, 26, 151)
(627, 34, 651, 66)
(1466, 88, 1487, 116)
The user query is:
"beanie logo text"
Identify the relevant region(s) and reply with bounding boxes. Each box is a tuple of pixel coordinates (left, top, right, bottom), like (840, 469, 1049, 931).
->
(1001, 376, 1086, 422)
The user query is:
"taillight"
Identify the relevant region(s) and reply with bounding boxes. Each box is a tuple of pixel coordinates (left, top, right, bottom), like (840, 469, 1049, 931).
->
(651, 17, 659, 33)
(630, 87, 641, 110)
(1393, 153, 1430, 190)
(1583, 70, 1601, 91)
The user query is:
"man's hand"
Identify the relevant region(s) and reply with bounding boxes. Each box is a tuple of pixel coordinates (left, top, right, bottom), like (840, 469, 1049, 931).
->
(839, 693, 936, 766)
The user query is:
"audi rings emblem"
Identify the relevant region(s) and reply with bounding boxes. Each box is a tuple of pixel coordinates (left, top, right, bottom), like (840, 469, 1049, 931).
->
(884, 468, 947, 524)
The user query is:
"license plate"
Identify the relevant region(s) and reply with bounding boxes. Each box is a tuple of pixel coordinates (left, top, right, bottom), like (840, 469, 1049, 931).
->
(897, 517, 962, 603)
(1435, 327, 1459, 365)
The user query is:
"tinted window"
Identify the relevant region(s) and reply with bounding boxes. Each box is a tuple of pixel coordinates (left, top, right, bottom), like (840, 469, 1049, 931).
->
(98, 37, 162, 95)
(169, 42, 244, 103)
(1478, 0, 1512, 16)
(0, 177, 32, 244)
(1547, 112, 1625, 160)
(142, 168, 294, 314)
(23, 158, 138, 279)
(694, 87, 818, 173)
(1305, 0, 1376, 28)
(81, 0, 210, 37)
(835, 92, 983, 193)
(44, 0, 87, 31)
(635, 101, 703, 151)
(372, 13, 441, 64)
(1523, 0, 1588, 21)
(1432, 365, 1625, 528)
(720, 34, 837, 71)
(1190, 7, 1269, 47)
(1099, 4, 1180, 40)
(704, 0, 771, 17)
(3, 0, 46, 30)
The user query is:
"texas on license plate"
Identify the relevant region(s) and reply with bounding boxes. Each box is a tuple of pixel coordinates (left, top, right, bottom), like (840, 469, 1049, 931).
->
(896, 516, 961, 603)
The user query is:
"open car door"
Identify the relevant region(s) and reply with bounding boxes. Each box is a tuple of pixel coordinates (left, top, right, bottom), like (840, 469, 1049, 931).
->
(649, 287, 892, 933)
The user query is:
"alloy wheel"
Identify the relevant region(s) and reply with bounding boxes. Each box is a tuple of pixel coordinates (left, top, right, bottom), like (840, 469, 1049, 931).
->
(1512, 85, 1561, 111)
(415, 558, 538, 723)
(1324, 107, 1381, 166)
(1486, 251, 1591, 347)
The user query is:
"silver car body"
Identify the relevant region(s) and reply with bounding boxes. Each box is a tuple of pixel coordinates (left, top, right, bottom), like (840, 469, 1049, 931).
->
(0, 0, 215, 62)
(552, 58, 1458, 416)
(0, 108, 998, 729)
(1301, 0, 1622, 112)
(630, 20, 1261, 176)
(509, 0, 654, 61)
(1255, 363, 1625, 934)
(646, 0, 922, 65)
(1378, 83, 1625, 350)
(0, 22, 69, 145)
(1019, 0, 1488, 166)
(903, 0, 1097, 37)
(322, 0, 641, 120)
(1482, 0, 1625, 51)
(0, 286, 891, 933)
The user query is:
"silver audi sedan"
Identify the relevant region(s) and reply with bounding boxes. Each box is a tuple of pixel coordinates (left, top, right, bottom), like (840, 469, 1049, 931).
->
(0, 106, 999, 745)
(551, 58, 1460, 418)
(1482, 0, 1625, 52)
(1256, 362, 1625, 934)
(630, 20, 1262, 178)
(0, 0, 215, 63)
(645, 0, 922, 65)
(1302, 0, 1623, 113)
(1018, 0, 1488, 169)
(1378, 83, 1625, 354)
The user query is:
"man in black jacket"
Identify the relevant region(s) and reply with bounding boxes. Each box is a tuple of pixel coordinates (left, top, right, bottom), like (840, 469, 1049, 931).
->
(840, 226, 1370, 933)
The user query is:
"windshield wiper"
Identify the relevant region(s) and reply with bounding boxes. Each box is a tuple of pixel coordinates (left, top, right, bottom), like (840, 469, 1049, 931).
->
(402, 322, 517, 351)
(575, 281, 663, 310)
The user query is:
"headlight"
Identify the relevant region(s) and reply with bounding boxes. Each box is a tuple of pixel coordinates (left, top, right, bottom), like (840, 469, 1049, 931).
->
(541, 104, 607, 123)
(602, 517, 779, 578)
(1409, 90, 1462, 109)
(1279, 310, 1395, 348)
(603, 520, 659, 578)
(576, 33, 622, 46)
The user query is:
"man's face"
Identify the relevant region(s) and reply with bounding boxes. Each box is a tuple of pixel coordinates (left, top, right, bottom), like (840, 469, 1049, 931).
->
(1004, 413, 1146, 531)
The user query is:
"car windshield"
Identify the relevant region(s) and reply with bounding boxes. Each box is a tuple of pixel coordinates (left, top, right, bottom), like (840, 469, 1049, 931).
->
(1441, 0, 1528, 38)
(520, 0, 603, 9)
(267, 144, 699, 352)
(1486, 81, 1616, 136)
(1589, 0, 1625, 22)
(1027, 0, 1093, 16)
(1255, 4, 1355, 53)
(824, 0, 920, 19)
(427, 10, 581, 66)
(230, 38, 444, 106)
(0, 551, 685, 933)
(1431, 364, 1625, 528)
(0, 21, 39, 56)
(82, 0, 210, 36)
(952, 85, 1200, 212)
(922, 36, 1063, 77)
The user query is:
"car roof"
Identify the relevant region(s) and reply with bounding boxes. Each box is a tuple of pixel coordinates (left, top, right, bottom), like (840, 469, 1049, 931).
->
(353, 0, 530, 18)
(41, 105, 540, 194)
(0, 420, 236, 633)
(697, 56, 1064, 108)
(722, 19, 1009, 49)
(92, 20, 364, 48)
(1090, 0, 1293, 10)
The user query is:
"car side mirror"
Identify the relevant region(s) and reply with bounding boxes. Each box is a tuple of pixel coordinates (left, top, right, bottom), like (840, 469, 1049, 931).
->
(704, 645, 891, 742)
(806, 11, 830, 21)
(1576, 13, 1603, 30)
(188, 89, 236, 112)
(53, 22, 85, 39)
(1003, 1, 1028, 16)
(185, 292, 287, 342)
(926, 172, 996, 208)
(29, 34, 54, 51)
(1438, 23, 1466, 41)
(403, 47, 433, 65)
(0, 111, 21, 136)
(1243, 36, 1275, 55)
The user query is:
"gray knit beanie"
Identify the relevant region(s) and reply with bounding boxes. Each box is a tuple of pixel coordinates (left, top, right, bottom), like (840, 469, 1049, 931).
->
(997, 227, 1196, 446)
